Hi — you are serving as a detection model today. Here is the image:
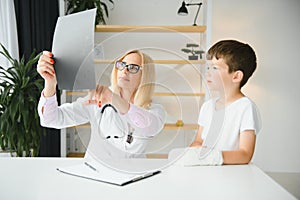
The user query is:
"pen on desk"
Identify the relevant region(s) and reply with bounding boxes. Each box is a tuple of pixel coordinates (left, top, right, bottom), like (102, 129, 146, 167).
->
(84, 162, 99, 172)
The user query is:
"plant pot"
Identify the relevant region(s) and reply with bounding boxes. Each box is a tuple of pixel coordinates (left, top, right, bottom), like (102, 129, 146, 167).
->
(188, 55, 198, 60)
(0, 148, 33, 157)
(0, 149, 17, 157)
(0, 151, 12, 157)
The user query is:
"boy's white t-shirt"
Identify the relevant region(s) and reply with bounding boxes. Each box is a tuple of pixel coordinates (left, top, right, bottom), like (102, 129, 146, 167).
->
(198, 97, 262, 151)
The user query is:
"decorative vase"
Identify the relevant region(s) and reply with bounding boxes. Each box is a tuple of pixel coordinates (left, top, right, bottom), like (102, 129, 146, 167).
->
(188, 55, 198, 60)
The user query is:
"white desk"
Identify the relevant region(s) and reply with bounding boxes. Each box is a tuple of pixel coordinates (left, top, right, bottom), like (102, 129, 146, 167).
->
(0, 158, 296, 200)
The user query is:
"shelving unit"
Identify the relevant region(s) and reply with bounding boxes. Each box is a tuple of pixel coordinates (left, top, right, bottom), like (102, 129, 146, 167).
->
(65, 24, 206, 158)
(70, 123, 198, 131)
(95, 25, 206, 33)
(94, 59, 205, 65)
(66, 91, 205, 97)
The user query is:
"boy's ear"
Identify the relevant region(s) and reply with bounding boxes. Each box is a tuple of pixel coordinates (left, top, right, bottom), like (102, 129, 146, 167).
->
(232, 70, 244, 83)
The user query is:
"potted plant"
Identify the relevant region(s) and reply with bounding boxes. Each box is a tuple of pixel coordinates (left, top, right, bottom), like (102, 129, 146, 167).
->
(65, 0, 114, 25)
(0, 44, 44, 157)
(181, 43, 205, 60)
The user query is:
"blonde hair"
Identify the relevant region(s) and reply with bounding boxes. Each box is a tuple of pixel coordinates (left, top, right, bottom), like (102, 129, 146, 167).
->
(111, 50, 155, 109)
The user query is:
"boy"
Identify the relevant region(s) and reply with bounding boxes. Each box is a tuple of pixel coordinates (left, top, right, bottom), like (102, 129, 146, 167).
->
(172, 40, 261, 166)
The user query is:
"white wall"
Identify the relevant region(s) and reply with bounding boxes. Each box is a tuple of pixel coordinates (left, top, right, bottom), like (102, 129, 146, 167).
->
(100, 0, 300, 172)
(107, 0, 205, 26)
(210, 0, 300, 172)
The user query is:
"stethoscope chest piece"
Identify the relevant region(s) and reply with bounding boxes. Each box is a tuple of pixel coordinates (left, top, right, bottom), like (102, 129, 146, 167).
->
(126, 134, 133, 144)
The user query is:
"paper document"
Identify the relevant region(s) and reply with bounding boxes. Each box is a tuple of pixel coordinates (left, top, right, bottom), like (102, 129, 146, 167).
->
(52, 9, 97, 90)
(57, 160, 161, 186)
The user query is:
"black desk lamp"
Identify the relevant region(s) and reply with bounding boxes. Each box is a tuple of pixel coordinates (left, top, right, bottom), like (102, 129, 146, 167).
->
(177, 1, 202, 26)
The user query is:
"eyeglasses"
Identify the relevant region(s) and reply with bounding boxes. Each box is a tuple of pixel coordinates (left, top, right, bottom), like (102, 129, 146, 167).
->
(115, 61, 142, 74)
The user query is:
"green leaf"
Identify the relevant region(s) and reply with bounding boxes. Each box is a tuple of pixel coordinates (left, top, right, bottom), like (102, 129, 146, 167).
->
(0, 43, 15, 64)
(0, 43, 43, 156)
(64, 0, 114, 25)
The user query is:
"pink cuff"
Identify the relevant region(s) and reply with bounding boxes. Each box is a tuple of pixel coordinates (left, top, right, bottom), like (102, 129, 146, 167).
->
(40, 90, 57, 106)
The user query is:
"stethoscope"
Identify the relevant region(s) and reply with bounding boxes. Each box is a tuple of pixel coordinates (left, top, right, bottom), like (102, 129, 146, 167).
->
(97, 104, 134, 144)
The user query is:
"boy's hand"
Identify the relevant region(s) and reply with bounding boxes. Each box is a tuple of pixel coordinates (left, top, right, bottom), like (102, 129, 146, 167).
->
(169, 147, 223, 166)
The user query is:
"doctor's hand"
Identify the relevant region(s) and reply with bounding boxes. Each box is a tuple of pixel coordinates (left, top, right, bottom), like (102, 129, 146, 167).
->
(83, 85, 112, 107)
(190, 141, 203, 148)
(37, 51, 57, 97)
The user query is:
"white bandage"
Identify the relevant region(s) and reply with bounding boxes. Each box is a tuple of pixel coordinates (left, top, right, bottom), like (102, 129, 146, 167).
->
(169, 147, 223, 167)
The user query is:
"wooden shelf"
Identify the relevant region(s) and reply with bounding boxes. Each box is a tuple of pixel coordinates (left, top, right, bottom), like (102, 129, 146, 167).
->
(94, 59, 205, 65)
(95, 25, 206, 33)
(67, 152, 167, 159)
(163, 123, 198, 130)
(154, 92, 204, 97)
(66, 91, 204, 97)
(67, 152, 85, 158)
(66, 91, 87, 96)
(71, 123, 198, 130)
(70, 123, 90, 129)
(146, 154, 168, 159)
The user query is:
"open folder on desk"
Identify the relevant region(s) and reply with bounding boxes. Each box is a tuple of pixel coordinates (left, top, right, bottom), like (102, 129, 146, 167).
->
(57, 160, 161, 186)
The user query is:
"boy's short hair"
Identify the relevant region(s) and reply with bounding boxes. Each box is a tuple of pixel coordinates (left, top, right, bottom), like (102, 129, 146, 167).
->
(206, 40, 257, 88)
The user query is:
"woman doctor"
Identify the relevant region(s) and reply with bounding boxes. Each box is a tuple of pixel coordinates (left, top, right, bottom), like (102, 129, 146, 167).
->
(37, 49, 166, 160)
